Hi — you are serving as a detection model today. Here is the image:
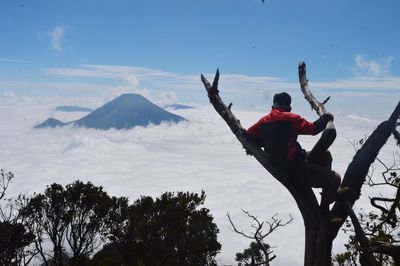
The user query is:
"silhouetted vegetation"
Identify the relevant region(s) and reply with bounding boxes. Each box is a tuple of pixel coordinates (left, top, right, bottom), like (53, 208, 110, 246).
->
(1, 172, 221, 266)
(0, 221, 35, 266)
(236, 242, 272, 266)
(96, 191, 221, 266)
(334, 149, 400, 265)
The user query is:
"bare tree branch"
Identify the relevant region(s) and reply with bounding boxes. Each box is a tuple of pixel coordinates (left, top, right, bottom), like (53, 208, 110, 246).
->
(298, 62, 336, 160)
(227, 212, 254, 240)
(298, 62, 331, 117)
(370, 241, 400, 265)
(329, 100, 400, 243)
(344, 200, 378, 266)
(228, 210, 293, 265)
(0, 169, 14, 201)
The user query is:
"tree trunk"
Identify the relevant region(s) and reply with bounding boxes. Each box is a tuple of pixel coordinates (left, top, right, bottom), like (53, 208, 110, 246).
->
(201, 65, 400, 266)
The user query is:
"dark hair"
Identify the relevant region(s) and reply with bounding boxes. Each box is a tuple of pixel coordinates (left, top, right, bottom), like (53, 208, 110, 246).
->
(272, 92, 291, 110)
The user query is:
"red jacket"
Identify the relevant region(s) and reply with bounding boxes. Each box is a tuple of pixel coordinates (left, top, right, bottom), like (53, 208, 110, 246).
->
(246, 108, 324, 161)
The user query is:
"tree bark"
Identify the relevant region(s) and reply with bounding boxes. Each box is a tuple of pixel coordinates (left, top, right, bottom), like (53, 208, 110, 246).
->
(328, 101, 400, 237)
(370, 241, 400, 265)
(298, 62, 337, 265)
(201, 65, 400, 266)
(298, 62, 336, 160)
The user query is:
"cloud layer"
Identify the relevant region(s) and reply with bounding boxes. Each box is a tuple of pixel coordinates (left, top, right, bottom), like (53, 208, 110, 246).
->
(45, 63, 400, 93)
(0, 94, 398, 265)
(2, 60, 399, 111)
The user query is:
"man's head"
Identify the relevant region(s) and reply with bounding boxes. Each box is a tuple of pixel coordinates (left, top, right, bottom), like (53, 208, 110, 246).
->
(272, 92, 291, 111)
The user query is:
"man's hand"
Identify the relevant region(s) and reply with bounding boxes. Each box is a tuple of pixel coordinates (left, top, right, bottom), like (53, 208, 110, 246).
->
(243, 132, 262, 156)
(322, 112, 334, 122)
(313, 113, 335, 134)
(245, 148, 254, 156)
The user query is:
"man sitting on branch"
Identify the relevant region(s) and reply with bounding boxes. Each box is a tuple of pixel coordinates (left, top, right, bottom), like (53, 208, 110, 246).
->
(246, 92, 347, 208)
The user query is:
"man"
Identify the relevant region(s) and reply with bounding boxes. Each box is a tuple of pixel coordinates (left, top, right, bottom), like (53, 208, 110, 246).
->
(246, 92, 344, 207)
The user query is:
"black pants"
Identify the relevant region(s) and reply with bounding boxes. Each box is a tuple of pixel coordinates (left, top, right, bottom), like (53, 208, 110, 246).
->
(279, 151, 340, 204)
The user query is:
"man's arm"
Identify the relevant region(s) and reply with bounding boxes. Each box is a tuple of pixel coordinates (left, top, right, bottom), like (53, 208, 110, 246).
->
(292, 113, 333, 136)
(312, 113, 333, 135)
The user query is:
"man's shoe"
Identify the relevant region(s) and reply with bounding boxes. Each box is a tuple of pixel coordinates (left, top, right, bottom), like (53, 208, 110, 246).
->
(329, 215, 343, 224)
(320, 187, 350, 207)
(336, 186, 349, 197)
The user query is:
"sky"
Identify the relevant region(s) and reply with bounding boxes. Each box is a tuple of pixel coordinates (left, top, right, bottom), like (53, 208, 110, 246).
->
(0, 0, 399, 103)
(0, 1, 399, 265)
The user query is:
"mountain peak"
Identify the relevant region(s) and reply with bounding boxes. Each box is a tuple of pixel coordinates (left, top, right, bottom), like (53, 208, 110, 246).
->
(73, 94, 186, 129)
(35, 94, 186, 130)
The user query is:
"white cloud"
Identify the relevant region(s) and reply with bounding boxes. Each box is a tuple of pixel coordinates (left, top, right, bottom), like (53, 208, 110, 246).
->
(44, 64, 400, 96)
(0, 58, 25, 63)
(0, 94, 398, 265)
(0, 80, 117, 94)
(156, 91, 178, 106)
(44, 64, 291, 93)
(346, 114, 378, 124)
(353, 54, 394, 76)
(311, 76, 400, 90)
(49, 25, 67, 51)
(2, 63, 399, 116)
(1, 91, 17, 99)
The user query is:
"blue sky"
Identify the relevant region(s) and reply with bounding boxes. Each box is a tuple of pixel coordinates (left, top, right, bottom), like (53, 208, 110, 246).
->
(0, 0, 399, 101)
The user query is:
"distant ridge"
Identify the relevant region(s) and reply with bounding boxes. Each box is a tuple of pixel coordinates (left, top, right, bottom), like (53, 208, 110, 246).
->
(165, 104, 194, 110)
(34, 94, 186, 130)
(34, 118, 65, 128)
(55, 106, 93, 112)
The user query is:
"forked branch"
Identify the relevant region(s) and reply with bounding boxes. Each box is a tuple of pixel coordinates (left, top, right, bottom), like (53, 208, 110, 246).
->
(228, 210, 293, 265)
(227, 211, 293, 240)
(298, 62, 336, 159)
(0, 169, 14, 201)
(298, 62, 331, 117)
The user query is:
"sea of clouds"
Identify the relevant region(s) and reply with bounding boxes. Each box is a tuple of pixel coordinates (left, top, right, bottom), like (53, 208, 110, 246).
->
(0, 91, 398, 265)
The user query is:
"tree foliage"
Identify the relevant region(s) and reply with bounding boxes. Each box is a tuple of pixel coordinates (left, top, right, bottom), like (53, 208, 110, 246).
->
(236, 241, 272, 266)
(63, 181, 128, 259)
(100, 191, 221, 266)
(20, 181, 128, 265)
(0, 169, 36, 266)
(0, 220, 35, 266)
(2, 175, 220, 266)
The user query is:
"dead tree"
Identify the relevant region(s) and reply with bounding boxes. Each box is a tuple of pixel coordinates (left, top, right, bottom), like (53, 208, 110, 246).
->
(228, 211, 293, 265)
(0, 169, 14, 201)
(200, 63, 400, 266)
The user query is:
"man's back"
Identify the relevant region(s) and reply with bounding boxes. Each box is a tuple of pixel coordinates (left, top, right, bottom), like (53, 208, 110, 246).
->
(246, 107, 315, 162)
